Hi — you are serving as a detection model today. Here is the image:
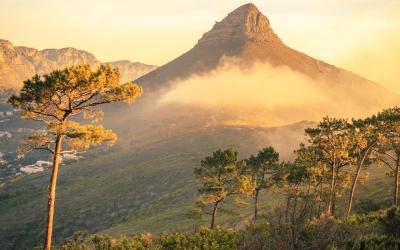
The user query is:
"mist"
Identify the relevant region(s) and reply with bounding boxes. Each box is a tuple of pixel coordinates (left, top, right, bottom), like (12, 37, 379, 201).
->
(158, 59, 395, 127)
(161, 61, 324, 108)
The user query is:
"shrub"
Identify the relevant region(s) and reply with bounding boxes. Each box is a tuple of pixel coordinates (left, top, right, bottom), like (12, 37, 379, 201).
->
(58, 231, 153, 250)
(379, 206, 400, 236)
(159, 227, 242, 250)
(57, 228, 241, 250)
(57, 207, 400, 250)
(354, 198, 391, 214)
(348, 234, 400, 250)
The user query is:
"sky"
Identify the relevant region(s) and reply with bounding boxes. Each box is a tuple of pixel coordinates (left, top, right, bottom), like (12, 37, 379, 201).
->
(1, 0, 399, 92)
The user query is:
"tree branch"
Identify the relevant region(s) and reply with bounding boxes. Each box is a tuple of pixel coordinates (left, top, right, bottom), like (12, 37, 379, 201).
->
(34, 145, 55, 155)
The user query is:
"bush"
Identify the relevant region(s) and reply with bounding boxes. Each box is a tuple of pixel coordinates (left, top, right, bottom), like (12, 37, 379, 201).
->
(58, 231, 153, 250)
(57, 207, 400, 250)
(354, 198, 391, 214)
(240, 222, 270, 250)
(348, 234, 400, 250)
(159, 227, 242, 250)
(57, 227, 241, 250)
(379, 206, 400, 236)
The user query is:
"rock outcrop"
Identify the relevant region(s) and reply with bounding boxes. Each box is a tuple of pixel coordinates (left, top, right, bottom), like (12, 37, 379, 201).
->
(198, 3, 281, 45)
(0, 40, 156, 89)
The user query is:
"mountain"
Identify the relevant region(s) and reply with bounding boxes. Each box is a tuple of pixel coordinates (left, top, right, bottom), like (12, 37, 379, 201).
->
(0, 39, 156, 89)
(136, 3, 398, 115)
(0, 3, 398, 249)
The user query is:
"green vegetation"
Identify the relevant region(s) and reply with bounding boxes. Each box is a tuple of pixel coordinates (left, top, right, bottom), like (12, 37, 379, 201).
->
(244, 147, 280, 222)
(54, 206, 400, 249)
(189, 108, 400, 232)
(194, 148, 254, 229)
(0, 123, 308, 249)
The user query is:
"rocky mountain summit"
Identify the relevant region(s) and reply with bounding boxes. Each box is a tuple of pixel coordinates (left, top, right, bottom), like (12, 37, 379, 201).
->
(198, 3, 281, 45)
(0, 39, 156, 89)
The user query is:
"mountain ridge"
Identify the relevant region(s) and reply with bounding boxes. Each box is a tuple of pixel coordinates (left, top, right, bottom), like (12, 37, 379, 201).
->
(0, 39, 157, 89)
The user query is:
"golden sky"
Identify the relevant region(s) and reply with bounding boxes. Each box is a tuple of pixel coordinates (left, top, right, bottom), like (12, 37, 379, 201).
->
(1, 0, 399, 92)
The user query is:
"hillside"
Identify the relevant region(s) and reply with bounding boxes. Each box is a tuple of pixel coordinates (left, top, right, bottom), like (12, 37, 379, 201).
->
(0, 113, 393, 249)
(0, 39, 156, 89)
(0, 114, 312, 249)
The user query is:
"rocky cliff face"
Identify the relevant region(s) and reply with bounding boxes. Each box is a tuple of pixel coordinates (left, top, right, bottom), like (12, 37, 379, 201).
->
(0, 40, 156, 89)
(0, 40, 36, 89)
(198, 4, 281, 45)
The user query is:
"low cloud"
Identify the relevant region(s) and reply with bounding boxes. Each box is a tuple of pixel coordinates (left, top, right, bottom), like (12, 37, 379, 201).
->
(160, 60, 324, 109)
(158, 58, 395, 127)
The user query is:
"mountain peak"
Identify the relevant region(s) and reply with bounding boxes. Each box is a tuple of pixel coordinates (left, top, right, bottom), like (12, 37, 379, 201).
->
(197, 3, 281, 45)
(231, 3, 261, 17)
(0, 39, 14, 50)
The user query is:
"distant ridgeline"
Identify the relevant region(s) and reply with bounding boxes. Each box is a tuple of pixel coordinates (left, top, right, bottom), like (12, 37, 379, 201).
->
(0, 39, 157, 89)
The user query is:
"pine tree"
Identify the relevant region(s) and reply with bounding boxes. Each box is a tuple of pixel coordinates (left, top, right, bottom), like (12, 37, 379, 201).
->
(8, 64, 142, 250)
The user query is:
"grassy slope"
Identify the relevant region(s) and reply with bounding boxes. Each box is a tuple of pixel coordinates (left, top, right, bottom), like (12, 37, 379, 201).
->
(0, 104, 394, 250)
(0, 121, 310, 249)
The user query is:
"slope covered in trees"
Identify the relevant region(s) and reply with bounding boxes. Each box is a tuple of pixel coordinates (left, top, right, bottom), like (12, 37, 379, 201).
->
(1, 104, 400, 249)
(56, 107, 400, 249)
(0, 117, 311, 249)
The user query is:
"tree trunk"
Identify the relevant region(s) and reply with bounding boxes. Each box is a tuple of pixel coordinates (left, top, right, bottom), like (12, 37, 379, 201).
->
(210, 201, 220, 229)
(317, 200, 322, 218)
(331, 192, 336, 217)
(309, 201, 314, 221)
(285, 195, 291, 223)
(291, 196, 299, 250)
(317, 186, 322, 218)
(291, 196, 298, 224)
(44, 134, 62, 250)
(254, 189, 260, 223)
(394, 156, 400, 206)
(326, 166, 336, 216)
(346, 146, 373, 218)
(300, 187, 311, 220)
